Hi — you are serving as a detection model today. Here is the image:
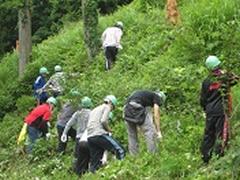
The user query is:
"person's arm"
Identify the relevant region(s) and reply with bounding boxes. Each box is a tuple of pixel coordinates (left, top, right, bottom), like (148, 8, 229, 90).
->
(100, 106, 111, 132)
(63, 111, 78, 135)
(200, 82, 207, 111)
(153, 104, 160, 132)
(42, 76, 53, 91)
(116, 29, 123, 49)
(101, 30, 107, 44)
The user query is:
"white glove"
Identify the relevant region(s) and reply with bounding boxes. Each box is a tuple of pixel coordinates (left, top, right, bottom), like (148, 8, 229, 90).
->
(157, 131, 163, 142)
(47, 122, 51, 128)
(101, 151, 108, 165)
(46, 133, 51, 140)
(61, 134, 67, 142)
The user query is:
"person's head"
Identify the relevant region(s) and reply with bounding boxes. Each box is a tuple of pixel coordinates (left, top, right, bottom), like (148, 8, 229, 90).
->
(54, 65, 62, 72)
(156, 91, 166, 105)
(114, 21, 123, 30)
(104, 95, 117, 109)
(81, 96, 93, 108)
(46, 97, 57, 110)
(39, 67, 49, 76)
(205, 56, 221, 71)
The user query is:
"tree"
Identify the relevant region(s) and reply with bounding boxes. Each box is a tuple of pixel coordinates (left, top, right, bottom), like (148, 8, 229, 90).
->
(18, 0, 32, 77)
(82, 0, 99, 61)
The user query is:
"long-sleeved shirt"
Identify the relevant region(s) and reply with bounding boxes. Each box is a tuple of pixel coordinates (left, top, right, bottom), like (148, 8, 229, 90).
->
(63, 108, 91, 139)
(33, 75, 47, 99)
(42, 72, 65, 93)
(57, 101, 75, 127)
(101, 27, 123, 49)
(87, 104, 111, 138)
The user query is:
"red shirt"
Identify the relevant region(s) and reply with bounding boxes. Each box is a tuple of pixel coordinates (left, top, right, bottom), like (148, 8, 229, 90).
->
(24, 104, 51, 125)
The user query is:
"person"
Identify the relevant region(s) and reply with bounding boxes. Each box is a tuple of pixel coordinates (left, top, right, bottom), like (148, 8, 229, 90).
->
(61, 96, 92, 176)
(101, 21, 123, 71)
(33, 67, 49, 105)
(123, 90, 166, 156)
(24, 97, 57, 152)
(38, 65, 65, 97)
(200, 55, 239, 164)
(56, 89, 81, 153)
(87, 95, 125, 173)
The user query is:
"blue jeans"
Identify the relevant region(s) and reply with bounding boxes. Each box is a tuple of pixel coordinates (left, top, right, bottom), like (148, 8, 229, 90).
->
(88, 134, 125, 173)
(27, 125, 41, 153)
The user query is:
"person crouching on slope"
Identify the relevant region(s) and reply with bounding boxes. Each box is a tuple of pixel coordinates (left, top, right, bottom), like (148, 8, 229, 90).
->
(87, 95, 125, 173)
(200, 55, 239, 163)
(24, 97, 57, 152)
(61, 96, 93, 176)
(123, 90, 166, 156)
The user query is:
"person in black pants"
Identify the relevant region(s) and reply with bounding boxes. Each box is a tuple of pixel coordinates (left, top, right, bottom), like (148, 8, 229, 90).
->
(200, 55, 239, 163)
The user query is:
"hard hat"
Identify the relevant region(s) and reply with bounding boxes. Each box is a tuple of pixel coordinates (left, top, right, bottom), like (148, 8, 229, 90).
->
(54, 65, 62, 72)
(205, 56, 221, 70)
(81, 96, 93, 108)
(156, 91, 166, 103)
(46, 97, 57, 106)
(39, 67, 49, 74)
(115, 21, 123, 29)
(104, 95, 117, 107)
(70, 89, 81, 96)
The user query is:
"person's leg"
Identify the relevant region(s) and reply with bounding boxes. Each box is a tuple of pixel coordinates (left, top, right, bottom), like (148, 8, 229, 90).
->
(140, 107, 158, 155)
(68, 127, 76, 141)
(201, 116, 216, 163)
(125, 121, 139, 156)
(101, 134, 125, 160)
(88, 136, 104, 173)
(57, 125, 67, 153)
(105, 47, 111, 70)
(27, 126, 40, 153)
(73, 141, 90, 176)
(215, 115, 225, 157)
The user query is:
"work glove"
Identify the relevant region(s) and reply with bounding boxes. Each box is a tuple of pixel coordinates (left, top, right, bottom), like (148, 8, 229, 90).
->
(46, 133, 51, 140)
(36, 89, 43, 94)
(202, 113, 206, 118)
(101, 151, 108, 165)
(61, 134, 67, 142)
(157, 131, 163, 142)
(47, 122, 51, 128)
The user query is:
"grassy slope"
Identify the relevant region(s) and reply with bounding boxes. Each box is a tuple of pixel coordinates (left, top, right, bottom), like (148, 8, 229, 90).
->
(1, 0, 240, 179)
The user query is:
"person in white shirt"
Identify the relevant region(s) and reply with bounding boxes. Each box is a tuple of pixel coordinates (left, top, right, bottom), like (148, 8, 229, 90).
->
(101, 21, 123, 70)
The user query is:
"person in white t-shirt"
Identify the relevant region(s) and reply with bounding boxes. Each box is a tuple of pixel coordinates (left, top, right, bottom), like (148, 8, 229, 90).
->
(101, 21, 123, 70)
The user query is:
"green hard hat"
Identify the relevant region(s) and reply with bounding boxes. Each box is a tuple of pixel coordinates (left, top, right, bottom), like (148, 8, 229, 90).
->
(70, 89, 81, 96)
(54, 65, 62, 72)
(116, 21, 123, 28)
(205, 56, 221, 70)
(156, 91, 166, 103)
(39, 67, 49, 74)
(104, 95, 117, 107)
(109, 111, 114, 120)
(46, 97, 57, 106)
(81, 96, 93, 108)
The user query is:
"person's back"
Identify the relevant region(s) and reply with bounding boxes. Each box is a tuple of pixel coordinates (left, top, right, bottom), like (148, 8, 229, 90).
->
(102, 27, 123, 48)
(87, 104, 111, 138)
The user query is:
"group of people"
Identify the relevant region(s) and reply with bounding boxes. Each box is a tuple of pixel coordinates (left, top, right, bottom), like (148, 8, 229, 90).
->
(22, 22, 239, 176)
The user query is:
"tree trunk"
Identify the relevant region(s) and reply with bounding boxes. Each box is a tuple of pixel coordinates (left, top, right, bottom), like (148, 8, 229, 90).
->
(82, 0, 99, 62)
(18, 0, 32, 77)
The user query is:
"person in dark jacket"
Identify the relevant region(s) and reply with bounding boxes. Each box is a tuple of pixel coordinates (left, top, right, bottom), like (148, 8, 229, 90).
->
(200, 55, 239, 163)
(24, 97, 57, 152)
(33, 67, 49, 105)
(123, 90, 166, 156)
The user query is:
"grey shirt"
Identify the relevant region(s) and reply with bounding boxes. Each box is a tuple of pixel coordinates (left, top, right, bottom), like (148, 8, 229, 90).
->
(63, 108, 91, 139)
(57, 101, 75, 127)
(87, 104, 111, 138)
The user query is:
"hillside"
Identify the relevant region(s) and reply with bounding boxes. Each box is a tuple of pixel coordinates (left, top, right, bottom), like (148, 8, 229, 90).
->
(1, 0, 240, 179)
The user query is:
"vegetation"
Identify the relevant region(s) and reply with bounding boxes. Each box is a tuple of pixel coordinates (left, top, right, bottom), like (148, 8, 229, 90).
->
(1, 0, 240, 179)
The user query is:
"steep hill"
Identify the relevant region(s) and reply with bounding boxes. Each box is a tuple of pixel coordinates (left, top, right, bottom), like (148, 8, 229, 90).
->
(1, 0, 240, 179)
